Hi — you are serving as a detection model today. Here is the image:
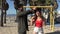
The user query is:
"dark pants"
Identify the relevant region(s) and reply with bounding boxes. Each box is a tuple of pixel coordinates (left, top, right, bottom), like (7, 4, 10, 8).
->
(18, 31, 26, 34)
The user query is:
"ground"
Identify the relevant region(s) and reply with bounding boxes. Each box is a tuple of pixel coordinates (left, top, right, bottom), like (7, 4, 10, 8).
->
(0, 21, 60, 34)
(0, 16, 60, 34)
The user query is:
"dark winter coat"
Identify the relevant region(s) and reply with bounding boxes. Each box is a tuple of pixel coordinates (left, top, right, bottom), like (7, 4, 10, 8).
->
(17, 10, 34, 32)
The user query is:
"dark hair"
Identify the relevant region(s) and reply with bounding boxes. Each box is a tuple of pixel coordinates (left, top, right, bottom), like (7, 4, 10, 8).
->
(17, 4, 23, 8)
(36, 8, 41, 11)
(17, 4, 23, 11)
(34, 8, 42, 21)
(35, 8, 42, 15)
(34, 8, 46, 21)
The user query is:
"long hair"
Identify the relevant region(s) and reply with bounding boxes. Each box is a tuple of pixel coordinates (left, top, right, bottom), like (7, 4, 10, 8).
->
(34, 8, 45, 21)
(33, 8, 41, 21)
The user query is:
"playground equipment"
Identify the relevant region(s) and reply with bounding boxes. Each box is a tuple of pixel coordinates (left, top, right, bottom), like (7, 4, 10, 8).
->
(23, 6, 54, 32)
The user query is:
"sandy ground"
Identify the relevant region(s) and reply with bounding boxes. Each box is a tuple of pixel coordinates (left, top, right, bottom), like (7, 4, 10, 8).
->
(0, 16, 60, 34)
(0, 21, 60, 34)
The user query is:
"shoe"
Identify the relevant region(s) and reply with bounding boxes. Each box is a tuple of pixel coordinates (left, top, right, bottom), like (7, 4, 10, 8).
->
(4, 24, 6, 26)
(26, 29, 29, 31)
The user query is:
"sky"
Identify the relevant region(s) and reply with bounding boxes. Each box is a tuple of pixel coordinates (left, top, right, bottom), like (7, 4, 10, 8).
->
(6, 0, 16, 14)
(6, 0, 60, 14)
(57, 0, 60, 11)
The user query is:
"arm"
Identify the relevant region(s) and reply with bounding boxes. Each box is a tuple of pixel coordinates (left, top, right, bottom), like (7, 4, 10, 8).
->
(42, 16, 46, 26)
(43, 19, 46, 27)
(43, 20, 47, 29)
(43, 21, 45, 26)
(30, 16, 35, 26)
(17, 10, 35, 16)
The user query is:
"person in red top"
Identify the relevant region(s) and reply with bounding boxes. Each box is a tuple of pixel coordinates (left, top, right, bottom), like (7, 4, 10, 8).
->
(31, 8, 45, 34)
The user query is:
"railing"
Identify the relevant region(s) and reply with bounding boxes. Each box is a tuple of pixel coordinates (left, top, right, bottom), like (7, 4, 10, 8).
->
(23, 6, 54, 32)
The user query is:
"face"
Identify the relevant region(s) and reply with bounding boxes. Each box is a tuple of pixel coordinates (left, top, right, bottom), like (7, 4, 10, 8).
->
(36, 11, 41, 16)
(18, 7, 23, 11)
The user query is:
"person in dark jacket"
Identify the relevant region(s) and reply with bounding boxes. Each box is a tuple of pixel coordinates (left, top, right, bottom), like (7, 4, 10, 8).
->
(17, 4, 35, 34)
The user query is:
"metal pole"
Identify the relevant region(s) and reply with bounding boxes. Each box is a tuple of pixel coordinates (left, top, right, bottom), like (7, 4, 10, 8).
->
(50, 7, 52, 31)
(50, 7, 54, 32)
(1, 0, 3, 27)
(52, 9, 54, 32)
(23, 6, 53, 8)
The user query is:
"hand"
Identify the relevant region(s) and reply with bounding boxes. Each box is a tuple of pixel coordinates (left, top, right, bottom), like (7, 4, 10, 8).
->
(32, 7, 36, 10)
